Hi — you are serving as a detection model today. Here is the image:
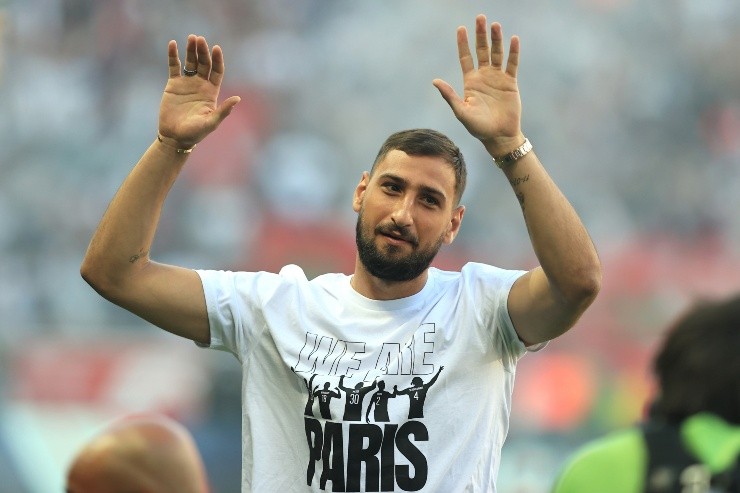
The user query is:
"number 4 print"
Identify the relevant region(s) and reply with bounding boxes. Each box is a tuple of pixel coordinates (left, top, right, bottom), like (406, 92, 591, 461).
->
(394, 366, 444, 419)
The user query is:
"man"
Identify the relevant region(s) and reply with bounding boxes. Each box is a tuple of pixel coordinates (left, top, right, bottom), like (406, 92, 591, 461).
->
(65, 414, 210, 493)
(81, 14, 601, 492)
(552, 294, 740, 493)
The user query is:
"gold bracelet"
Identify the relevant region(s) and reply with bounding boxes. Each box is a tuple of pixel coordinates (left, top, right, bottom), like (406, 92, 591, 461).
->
(492, 138, 532, 168)
(157, 134, 196, 154)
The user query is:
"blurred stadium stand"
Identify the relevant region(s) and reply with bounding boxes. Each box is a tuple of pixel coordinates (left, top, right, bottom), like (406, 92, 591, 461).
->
(1, 0, 739, 491)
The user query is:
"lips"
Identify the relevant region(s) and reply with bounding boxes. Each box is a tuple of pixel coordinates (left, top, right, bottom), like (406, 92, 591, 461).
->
(382, 233, 410, 244)
(376, 225, 418, 247)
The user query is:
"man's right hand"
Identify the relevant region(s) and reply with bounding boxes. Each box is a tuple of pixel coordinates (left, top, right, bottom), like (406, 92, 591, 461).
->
(158, 35, 241, 149)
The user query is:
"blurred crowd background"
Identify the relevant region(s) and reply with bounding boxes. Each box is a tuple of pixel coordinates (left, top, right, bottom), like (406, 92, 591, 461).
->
(1, 0, 739, 491)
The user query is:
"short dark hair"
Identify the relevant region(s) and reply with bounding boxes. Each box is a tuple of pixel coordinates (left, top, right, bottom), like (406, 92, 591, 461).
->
(650, 294, 740, 424)
(371, 129, 467, 205)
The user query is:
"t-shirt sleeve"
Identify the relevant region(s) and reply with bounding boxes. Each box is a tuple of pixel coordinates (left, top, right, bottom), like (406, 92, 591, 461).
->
(461, 263, 529, 367)
(195, 269, 286, 362)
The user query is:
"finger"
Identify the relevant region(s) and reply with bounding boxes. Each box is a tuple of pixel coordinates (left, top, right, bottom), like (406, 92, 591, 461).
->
(196, 36, 211, 79)
(167, 40, 181, 79)
(475, 14, 490, 67)
(209, 45, 225, 86)
(457, 27, 474, 75)
(432, 78, 462, 114)
(183, 34, 198, 75)
(490, 22, 504, 69)
(505, 35, 520, 78)
(212, 96, 241, 125)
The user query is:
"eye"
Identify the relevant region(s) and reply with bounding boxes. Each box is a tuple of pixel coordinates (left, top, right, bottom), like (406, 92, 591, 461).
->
(421, 195, 440, 207)
(382, 182, 402, 193)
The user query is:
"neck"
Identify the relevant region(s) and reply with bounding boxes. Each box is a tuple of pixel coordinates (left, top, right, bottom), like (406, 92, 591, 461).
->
(350, 257, 429, 300)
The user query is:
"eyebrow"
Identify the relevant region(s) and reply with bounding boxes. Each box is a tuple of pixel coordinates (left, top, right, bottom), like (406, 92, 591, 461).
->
(377, 173, 448, 203)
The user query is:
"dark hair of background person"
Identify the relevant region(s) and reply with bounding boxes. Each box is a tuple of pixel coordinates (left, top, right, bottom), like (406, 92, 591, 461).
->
(650, 294, 740, 425)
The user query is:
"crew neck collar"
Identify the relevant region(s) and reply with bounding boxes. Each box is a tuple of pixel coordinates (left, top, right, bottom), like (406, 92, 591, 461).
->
(345, 269, 436, 312)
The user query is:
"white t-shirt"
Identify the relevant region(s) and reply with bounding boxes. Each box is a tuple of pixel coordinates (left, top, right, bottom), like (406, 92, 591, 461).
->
(197, 262, 532, 492)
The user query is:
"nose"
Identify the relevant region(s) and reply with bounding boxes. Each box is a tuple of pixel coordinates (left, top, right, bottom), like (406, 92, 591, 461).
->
(390, 196, 414, 228)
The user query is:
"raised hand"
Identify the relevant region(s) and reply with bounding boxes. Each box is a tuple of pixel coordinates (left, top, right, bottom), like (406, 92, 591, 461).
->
(158, 35, 241, 149)
(433, 15, 524, 156)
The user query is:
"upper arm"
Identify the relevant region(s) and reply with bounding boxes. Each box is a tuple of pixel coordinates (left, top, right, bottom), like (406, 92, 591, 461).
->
(89, 260, 210, 345)
(507, 266, 590, 346)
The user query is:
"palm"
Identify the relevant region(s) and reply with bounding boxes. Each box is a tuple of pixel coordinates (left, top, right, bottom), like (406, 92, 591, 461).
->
(434, 16, 523, 152)
(456, 66, 521, 142)
(157, 35, 240, 148)
(159, 78, 220, 144)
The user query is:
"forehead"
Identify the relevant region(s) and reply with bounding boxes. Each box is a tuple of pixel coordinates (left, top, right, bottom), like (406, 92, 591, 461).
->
(372, 150, 457, 196)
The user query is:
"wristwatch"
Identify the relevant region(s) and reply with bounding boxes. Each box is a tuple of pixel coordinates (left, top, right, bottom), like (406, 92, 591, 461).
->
(492, 138, 532, 168)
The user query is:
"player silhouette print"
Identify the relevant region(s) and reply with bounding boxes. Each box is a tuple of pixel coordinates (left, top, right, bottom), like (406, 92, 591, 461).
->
(394, 366, 444, 419)
(292, 367, 318, 417)
(365, 380, 397, 423)
(338, 376, 377, 421)
(313, 382, 342, 420)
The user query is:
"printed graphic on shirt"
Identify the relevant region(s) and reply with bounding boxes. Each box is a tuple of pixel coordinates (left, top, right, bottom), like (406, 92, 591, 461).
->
(292, 367, 318, 417)
(293, 324, 442, 491)
(314, 382, 342, 421)
(366, 381, 396, 423)
(339, 376, 377, 421)
(394, 366, 443, 419)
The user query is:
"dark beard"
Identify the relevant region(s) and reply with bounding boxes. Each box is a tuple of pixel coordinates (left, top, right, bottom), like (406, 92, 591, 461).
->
(355, 212, 443, 282)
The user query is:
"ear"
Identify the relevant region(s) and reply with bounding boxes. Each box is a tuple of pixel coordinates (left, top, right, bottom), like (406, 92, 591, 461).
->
(352, 172, 371, 212)
(443, 205, 465, 244)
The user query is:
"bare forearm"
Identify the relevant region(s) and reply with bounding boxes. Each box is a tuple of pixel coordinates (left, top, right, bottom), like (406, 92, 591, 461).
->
(81, 139, 189, 292)
(498, 150, 601, 305)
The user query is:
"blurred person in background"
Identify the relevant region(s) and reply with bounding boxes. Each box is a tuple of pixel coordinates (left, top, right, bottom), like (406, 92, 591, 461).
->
(80, 14, 601, 492)
(65, 413, 210, 493)
(552, 294, 740, 493)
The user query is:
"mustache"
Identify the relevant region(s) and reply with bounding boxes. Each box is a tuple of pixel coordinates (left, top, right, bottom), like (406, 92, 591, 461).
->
(375, 223, 419, 247)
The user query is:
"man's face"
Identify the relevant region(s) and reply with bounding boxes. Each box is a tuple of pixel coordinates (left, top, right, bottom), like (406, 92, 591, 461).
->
(353, 150, 464, 282)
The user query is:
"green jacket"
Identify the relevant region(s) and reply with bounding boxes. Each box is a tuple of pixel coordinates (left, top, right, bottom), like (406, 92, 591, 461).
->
(552, 413, 740, 493)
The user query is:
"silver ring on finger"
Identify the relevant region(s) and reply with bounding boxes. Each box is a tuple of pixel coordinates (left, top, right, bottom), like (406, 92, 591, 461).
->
(182, 67, 198, 76)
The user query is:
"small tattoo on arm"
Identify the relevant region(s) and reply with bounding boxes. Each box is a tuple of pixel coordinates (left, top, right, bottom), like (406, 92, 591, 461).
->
(509, 174, 530, 187)
(516, 191, 525, 213)
(511, 174, 528, 214)
(129, 250, 148, 264)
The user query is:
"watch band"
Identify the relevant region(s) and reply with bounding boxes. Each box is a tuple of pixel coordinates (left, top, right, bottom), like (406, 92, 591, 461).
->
(492, 138, 532, 168)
